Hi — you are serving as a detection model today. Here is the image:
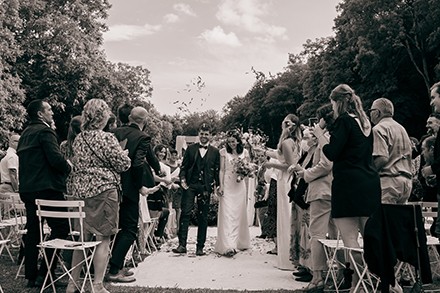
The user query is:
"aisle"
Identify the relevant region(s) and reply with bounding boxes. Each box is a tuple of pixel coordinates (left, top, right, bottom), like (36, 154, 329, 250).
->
(117, 226, 304, 291)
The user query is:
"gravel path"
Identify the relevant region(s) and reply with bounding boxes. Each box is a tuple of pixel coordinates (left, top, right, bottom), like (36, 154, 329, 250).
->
(116, 226, 305, 291)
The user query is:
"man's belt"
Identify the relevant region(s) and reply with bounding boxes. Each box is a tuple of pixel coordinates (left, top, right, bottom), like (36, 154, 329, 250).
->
(380, 173, 412, 180)
(0, 182, 12, 185)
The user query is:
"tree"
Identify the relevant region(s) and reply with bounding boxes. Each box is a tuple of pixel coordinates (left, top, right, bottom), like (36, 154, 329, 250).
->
(298, 0, 440, 138)
(221, 95, 249, 131)
(181, 110, 222, 136)
(2, 0, 161, 141)
(0, 0, 26, 147)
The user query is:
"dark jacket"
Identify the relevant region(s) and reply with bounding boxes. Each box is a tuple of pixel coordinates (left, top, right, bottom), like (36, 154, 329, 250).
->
(112, 124, 160, 202)
(364, 204, 432, 292)
(17, 120, 71, 193)
(179, 143, 220, 194)
(430, 132, 440, 193)
(322, 113, 381, 218)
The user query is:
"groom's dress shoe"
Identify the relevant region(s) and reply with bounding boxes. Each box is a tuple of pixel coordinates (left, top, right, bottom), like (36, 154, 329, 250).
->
(196, 248, 206, 256)
(172, 245, 187, 254)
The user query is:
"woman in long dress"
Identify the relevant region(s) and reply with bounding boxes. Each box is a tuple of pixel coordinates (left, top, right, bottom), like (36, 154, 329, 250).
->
(215, 130, 251, 257)
(263, 114, 301, 270)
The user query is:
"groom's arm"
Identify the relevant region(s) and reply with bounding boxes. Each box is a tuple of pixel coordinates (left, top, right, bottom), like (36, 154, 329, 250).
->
(179, 147, 191, 189)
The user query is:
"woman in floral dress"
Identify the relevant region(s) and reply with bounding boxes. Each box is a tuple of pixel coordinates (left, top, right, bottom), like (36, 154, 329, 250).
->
(66, 99, 131, 293)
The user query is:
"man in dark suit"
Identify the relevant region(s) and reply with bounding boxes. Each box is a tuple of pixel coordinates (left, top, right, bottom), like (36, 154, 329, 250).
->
(172, 122, 220, 256)
(107, 106, 161, 282)
(17, 100, 71, 288)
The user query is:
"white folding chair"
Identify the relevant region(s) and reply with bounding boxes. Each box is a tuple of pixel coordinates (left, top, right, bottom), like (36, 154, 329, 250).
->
(0, 237, 11, 262)
(420, 201, 440, 278)
(6, 193, 28, 279)
(35, 199, 101, 293)
(0, 193, 19, 262)
(344, 244, 380, 293)
(319, 237, 346, 291)
(138, 198, 159, 255)
(144, 217, 159, 254)
(13, 193, 50, 279)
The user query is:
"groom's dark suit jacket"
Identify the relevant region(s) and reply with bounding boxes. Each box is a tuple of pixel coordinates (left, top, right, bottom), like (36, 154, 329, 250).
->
(180, 143, 220, 194)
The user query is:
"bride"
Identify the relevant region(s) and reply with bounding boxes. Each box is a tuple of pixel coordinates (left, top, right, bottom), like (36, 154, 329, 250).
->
(215, 130, 251, 257)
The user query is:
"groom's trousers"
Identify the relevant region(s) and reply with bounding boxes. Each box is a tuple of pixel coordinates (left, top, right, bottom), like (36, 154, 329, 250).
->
(178, 184, 210, 249)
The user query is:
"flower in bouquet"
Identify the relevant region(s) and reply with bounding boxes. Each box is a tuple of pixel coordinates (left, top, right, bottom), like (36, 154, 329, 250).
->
(232, 157, 255, 182)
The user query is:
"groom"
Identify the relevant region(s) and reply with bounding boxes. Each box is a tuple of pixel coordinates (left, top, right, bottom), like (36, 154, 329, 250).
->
(172, 122, 220, 256)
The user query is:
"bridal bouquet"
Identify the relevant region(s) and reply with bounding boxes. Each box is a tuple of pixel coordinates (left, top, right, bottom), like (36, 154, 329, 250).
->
(232, 157, 255, 182)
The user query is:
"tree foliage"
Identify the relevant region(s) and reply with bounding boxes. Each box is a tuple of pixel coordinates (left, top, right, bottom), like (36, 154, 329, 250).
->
(0, 0, 26, 147)
(0, 0, 165, 144)
(222, 0, 440, 142)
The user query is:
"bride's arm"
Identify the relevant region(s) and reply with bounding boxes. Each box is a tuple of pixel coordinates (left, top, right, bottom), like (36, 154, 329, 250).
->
(218, 150, 226, 195)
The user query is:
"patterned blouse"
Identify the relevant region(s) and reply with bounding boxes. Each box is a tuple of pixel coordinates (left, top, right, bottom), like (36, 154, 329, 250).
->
(66, 130, 131, 199)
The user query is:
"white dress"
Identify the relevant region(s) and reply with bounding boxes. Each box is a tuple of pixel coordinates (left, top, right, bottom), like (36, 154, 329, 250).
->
(246, 176, 256, 226)
(214, 149, 251, 254)
(276, 147, 298, 270)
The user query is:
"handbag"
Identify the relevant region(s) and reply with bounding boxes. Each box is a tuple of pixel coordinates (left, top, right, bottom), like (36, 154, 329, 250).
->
(290, 177, 310, 210)
(287, 152, 311, 210)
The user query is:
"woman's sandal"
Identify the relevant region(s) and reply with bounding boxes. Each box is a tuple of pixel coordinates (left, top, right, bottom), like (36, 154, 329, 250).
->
(266, 249, 277, 255)
(303, 280, 324, 292)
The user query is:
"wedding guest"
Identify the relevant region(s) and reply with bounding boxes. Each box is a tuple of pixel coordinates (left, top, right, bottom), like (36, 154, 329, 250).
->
(263, 158, 278, 254)
(254, 163, 269, 238)
(148, 144, 172, 242)
(117, 102, 133, 126)
(215, 130, 251, 257)
(107, 106, 161, 282)
(60, 115, 81, 160)
(166, 148, 181, 236)
(316, 84, 381, 292)
(17, 100, 71, 288)
(416, 114, 440, 203)
(289, 127, 315, 282)
(292, 104, 334, 290)
(66, 99, 131, 293)
(369, 98, 412, 204)
(261, 114, 301, 270)
(421, 81, 440, 237)
(0, 133, 20, 193)
(0, 133, 20, 219)
(103, 112, 117, 132)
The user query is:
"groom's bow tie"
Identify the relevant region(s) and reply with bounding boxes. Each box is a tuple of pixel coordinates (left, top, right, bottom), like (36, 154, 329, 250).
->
(199, 145, 208, 149)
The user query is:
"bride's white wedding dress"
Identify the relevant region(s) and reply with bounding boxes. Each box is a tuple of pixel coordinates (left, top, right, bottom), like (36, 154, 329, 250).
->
(214, 148, 251, 255)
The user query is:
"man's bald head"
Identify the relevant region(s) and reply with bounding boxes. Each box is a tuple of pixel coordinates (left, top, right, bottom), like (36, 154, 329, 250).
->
(8, 134, 20, 150)
(128, 107, 148, 128)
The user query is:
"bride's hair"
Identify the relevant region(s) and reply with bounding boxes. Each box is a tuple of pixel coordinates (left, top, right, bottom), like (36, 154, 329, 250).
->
(225, 129, 244, 154)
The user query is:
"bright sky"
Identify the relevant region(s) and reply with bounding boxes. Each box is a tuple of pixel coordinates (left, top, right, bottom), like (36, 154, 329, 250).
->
(102, 0, 341, 116)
